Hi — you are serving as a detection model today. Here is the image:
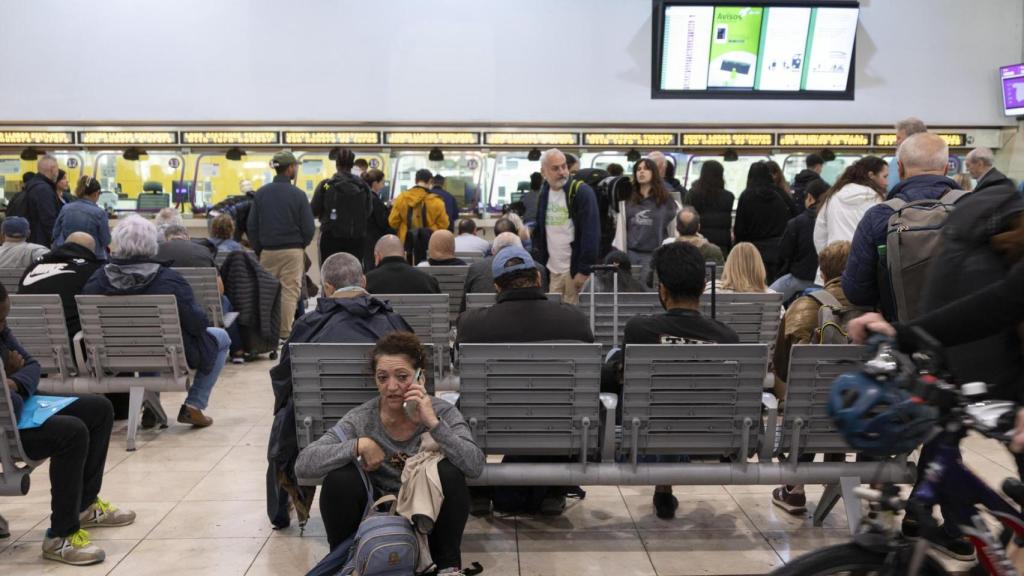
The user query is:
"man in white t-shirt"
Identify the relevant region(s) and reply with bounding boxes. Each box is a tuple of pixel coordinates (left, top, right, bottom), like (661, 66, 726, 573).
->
(531, 149, 600, 305)
(453, 219, 492, 256)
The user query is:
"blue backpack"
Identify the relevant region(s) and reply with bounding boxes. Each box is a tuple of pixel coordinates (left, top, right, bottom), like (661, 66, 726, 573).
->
(306, 466, 418, 576)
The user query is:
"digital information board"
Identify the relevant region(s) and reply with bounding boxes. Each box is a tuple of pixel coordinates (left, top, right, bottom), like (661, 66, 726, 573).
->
(655, 1, 859, 99)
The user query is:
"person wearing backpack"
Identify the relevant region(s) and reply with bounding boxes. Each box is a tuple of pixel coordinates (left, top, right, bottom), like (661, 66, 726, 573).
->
(770, 240, 861, 514)
(311, 148, 374, 267)
(21, 155, 61, 247)
(295, 332, 483, 576)
(531, 148, 600, 305)
(388, 169, 449, 264)
(841, 132, 964, 321)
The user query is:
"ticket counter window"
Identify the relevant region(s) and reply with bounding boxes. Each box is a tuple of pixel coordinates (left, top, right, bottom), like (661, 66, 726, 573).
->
(782, 154, 862, 186)
(390, 151, 483, 211)
(685, 155, 771, 205)
(295, 153, 388, 198)
(192, 154, 276, 208)
(0, 153, 84, 198)
(93, 152, 185, 202)
(489, 152, 540, 208)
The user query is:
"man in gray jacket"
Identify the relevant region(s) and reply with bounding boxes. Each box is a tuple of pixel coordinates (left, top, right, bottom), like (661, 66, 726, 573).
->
(247, 151, 315, 340)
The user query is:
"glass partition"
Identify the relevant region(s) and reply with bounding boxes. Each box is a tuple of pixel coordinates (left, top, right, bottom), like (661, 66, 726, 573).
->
(489, 152, 540, 208)
(191, 153, 276, 208)
(294, 152, 388, 197)
(93, 152, 186, 200)
(781, 154, 862, 186)
(389, 151, 484, 210)
(0, 152, 85, 200)
(685, 155, 771, 201)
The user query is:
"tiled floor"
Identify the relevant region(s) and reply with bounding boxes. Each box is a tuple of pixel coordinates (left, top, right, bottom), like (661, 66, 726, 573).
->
(1, 359, 1018, 575)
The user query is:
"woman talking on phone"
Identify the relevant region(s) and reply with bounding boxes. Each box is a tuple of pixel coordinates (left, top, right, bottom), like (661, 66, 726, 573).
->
(294, 332, 484, 575)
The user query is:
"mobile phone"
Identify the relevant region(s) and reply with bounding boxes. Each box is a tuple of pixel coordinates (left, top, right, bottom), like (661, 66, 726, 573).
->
(403, 369, 423, 418)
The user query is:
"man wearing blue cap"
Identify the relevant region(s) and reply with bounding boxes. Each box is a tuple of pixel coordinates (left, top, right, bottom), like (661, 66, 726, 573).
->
(455, 246, 593, 517)
(456, 246, 592, 344)
(0, 216, 49, 269)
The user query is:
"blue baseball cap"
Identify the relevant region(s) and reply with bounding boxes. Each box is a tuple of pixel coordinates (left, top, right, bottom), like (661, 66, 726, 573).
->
(491, 246, 536, 280)
(2, 217, 29, 238)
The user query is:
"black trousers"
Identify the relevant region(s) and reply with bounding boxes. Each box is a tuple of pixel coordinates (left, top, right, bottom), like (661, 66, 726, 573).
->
(319, 461, 470, 571)
(319, 235, 365, 269)
(20, 394, 114, 538)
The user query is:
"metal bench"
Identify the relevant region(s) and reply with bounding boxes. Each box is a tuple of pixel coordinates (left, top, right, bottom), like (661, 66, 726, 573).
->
(375, 294, 449, 377)
(420, 266, 471, 325)
(454, 251, 486, 265)
(291, 343, 435, 455)
(700, 292, 782, 344)
(0, 268, 24, 294)
(8, 294, 83, 389)
(0, 373, 42, 498)
(463, 292, 562, 311)
(76, 295, 193, 451)
(578, 291, 663, 349)
(176, 267, 237, 328)
(621, 344, 767, 464)
(764, 344, 905, 531)
(458, 343, 605, 461)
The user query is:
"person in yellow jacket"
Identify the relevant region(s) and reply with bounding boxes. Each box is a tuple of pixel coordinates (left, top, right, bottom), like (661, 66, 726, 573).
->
(389, 169, 450, 244)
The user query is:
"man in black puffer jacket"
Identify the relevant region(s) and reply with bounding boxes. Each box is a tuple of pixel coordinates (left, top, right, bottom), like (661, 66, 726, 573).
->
(790, 153, 827, 214)
(267, 252, 411, 529)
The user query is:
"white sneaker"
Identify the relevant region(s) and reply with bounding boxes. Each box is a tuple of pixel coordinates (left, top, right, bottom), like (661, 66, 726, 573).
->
(42, 529, 105, 565)
(80, 498, 136, 528)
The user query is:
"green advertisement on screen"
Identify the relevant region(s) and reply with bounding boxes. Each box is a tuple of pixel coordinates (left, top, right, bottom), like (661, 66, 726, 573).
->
(707, 6, 763, 89)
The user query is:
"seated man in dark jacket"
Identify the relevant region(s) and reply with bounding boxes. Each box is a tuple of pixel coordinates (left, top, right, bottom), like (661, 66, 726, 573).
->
(267, 252, 412, 529)
(415, 230, 467, 267)
(460, 230, 548, 312)
(770, 179, 830, 302)
(3, 283, 136, 566)
(609, 242, 738, 519)
(365, 235, 440, 295)
(19, 232, 103, 337)
(456, 246, 593, 516)
(83, 215, 230, 427)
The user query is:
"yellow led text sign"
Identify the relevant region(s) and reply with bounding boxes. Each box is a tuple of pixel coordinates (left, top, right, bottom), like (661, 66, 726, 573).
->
(181, 131, 281, 146)
(681, 133, 775, 147)
(78, 131, 178, 146)
(284, 131, 381, 146)
(583, 133, 677, 147)
(384, 132, 480, 146)
(484, 133, 579, 147)
(0, 131, 75, 146)
(874, 133, 967, 148)
(777, 133, 871, 148)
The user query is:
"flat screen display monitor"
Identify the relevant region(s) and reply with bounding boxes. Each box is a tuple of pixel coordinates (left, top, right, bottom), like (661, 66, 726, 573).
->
(653, 1, 859, 99)
(1001, 64, 1024, 116)
(171, 180, 195, 204)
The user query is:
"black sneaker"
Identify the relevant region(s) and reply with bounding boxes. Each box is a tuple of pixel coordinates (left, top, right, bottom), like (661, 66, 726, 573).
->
(771, 486, 807, 515)
(653, 491, 679, 519)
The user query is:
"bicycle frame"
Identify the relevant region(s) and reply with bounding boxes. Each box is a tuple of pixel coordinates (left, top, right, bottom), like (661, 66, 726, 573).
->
(910, 432, 1024, 576)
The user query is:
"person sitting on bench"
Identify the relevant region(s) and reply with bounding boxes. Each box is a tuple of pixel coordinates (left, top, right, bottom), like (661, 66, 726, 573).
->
(3, 283, 135, 566)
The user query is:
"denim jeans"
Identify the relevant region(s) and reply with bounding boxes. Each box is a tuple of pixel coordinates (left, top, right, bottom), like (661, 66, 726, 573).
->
(221, 295, 243, 354)
(185, 327, 230, 410)
(769, 273, 818, 304)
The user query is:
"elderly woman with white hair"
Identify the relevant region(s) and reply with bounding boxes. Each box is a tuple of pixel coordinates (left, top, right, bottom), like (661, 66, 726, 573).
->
(153, 207, 183, 243)
(82, 215, 230, 427)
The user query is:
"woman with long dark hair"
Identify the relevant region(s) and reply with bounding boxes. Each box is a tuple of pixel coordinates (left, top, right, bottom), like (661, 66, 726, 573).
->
(813, 156, 888, 253)
(624, 158, 678, 270)
(733, 161, 793, 282)
(683, 160, 735, 253)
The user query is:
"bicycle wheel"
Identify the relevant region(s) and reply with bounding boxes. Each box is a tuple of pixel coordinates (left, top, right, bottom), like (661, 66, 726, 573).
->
(770, 542, 951, 576)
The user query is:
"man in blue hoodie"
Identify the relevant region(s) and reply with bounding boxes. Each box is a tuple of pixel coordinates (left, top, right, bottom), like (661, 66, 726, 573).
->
(531, 148, 600, 305)
(266, 251, 412, 529)
(842, 132, 961, 318)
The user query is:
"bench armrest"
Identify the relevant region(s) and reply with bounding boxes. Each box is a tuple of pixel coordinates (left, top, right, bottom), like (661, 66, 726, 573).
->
(599, 393, 618, 462)
(761, 392, 779, 461)
(72, 331, 88, 377)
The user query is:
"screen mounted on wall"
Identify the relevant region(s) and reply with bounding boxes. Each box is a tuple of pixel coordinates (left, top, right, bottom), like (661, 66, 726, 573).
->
(1001, 64, 1024, 116)
(652, 0, 859, 100)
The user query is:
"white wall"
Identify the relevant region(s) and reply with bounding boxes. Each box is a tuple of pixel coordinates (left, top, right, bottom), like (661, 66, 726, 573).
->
(1, 0, 1020, 126)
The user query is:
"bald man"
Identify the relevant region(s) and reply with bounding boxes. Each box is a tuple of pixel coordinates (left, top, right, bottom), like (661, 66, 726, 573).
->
(20, 231, 104, 337)
(842, 132, 964, 316)
(364, 235, 440, 294)
(416, 230, 466, 267)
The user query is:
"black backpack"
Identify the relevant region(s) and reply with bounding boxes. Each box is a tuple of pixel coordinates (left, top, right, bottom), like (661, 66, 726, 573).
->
(6, 190, 27, 218)
(318, 175, 372, 240)
(404, 199, 433, 264)
(593, 174, 633, 258)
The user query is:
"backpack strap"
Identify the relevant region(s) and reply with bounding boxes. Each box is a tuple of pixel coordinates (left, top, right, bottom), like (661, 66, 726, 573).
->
(883, 197, 907, 212)
(941, 187, 971, 205)
(807, 289, 842, 309)
(329, 425, 376, 519)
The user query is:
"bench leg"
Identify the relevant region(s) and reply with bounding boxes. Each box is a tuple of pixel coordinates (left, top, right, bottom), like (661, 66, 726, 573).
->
(126, 386, 145, 452)
(0, 512, 9, 538)
(144, 391, 169, 428)
(813, 482, 841, 527)
(839, 476, 863, 534)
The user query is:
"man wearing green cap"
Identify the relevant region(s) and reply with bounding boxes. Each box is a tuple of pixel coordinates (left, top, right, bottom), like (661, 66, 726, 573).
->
(246, 150, 315, 340)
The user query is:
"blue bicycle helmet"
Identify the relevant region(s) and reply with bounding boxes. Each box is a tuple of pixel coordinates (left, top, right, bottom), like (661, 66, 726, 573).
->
(828, 372, 937, 457)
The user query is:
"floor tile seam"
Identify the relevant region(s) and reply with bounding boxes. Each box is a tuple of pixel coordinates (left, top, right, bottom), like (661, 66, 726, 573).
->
(243, 534, 274, 575)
